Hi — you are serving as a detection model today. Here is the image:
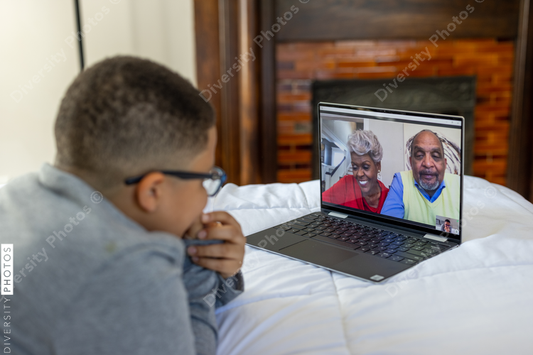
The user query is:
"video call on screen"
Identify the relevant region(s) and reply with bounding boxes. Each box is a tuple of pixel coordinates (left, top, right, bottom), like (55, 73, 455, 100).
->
(320, 108, 462, 235)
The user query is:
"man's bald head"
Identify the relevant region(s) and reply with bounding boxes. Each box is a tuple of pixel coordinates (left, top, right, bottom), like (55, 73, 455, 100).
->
(410, 130, 444, 158)
(409, 130, 447, 196)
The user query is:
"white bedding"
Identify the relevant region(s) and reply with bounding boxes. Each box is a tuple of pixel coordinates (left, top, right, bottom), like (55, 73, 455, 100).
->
(211, 176, 533, 355)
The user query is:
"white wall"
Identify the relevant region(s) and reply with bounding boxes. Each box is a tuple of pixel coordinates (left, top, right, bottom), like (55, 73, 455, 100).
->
(80, 0, 197, 85)
(0, 0, 196, 183)
(365, 119, 404, 188)
(322, 119, 352, 190)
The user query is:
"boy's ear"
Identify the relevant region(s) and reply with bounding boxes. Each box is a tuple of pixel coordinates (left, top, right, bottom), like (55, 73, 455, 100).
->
(135, 172, 166, 213)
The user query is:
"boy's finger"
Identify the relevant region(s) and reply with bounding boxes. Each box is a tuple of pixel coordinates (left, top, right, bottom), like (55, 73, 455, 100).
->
(196, 223, 219, 238)
(190, 242, 240, 259)
(199, 226, 244, 243)
(184, 216, 204, 239)
(202, 212, 242, 233)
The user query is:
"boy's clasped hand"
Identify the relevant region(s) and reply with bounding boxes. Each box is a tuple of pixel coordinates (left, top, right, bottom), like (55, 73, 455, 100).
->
(185, 211, 245, 279)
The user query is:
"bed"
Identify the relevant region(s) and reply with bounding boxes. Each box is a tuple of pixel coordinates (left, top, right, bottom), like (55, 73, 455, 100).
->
(209, 176, 533, 355)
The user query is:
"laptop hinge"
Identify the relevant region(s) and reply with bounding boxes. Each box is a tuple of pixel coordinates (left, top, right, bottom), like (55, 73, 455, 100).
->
(328, 211, 348, 219)
(423, 233, 448, 242)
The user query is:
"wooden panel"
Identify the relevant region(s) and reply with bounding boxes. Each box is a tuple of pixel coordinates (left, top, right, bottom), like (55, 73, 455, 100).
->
(275, 0, 520, 41)
(259, 0, 278, 183)
(194, 0, 223, 169)
(508, 0, 533, 201)
(238, 0, 260, 184)
(195, 0, 262, 185)
(218, 0, 241, 184)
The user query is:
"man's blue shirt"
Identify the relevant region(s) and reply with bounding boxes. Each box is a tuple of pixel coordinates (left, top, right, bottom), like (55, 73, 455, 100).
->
(381, 172, 446, 218)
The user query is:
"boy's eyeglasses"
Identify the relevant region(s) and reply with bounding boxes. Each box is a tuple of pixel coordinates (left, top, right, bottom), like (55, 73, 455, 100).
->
(124, 166, 227, 197)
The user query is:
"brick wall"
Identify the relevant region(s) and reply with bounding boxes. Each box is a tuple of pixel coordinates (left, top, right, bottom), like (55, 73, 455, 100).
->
(276, 40, 514, 185)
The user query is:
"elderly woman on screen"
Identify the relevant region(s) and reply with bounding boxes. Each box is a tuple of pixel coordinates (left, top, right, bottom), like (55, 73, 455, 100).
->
(322, 130, 389, 213)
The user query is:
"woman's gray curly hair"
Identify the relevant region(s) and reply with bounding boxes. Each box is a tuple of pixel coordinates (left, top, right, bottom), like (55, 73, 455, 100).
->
(347, 130, 383, 163)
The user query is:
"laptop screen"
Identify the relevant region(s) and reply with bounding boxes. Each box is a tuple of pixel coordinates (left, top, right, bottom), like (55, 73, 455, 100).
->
(319, 103, 463, 240)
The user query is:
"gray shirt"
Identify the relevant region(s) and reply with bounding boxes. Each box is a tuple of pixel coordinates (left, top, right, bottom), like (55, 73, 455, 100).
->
(0, 163, 243, 355)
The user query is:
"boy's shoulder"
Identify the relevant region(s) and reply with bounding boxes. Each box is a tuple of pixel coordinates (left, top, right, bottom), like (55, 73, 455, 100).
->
(2, 165, 195, 353)
(1, 164, 187, 304)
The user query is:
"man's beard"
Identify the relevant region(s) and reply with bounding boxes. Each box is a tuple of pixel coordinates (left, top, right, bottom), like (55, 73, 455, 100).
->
(418, 173, 440, 191)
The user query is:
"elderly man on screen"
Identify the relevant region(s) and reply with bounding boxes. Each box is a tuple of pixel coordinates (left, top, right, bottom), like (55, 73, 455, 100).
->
(381, 130, 460, 226)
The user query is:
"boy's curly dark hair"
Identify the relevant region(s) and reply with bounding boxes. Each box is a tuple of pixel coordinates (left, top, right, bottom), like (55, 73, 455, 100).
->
(54, 56, 215, 189)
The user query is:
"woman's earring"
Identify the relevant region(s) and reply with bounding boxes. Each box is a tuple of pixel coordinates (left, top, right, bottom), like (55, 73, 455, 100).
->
(378, 170, 382, 181)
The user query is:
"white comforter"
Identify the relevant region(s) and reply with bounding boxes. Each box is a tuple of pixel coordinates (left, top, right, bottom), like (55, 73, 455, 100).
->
(211, 176, 533, 355)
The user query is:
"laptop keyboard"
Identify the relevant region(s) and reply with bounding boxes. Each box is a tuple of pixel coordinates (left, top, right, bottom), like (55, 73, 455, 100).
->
(283, 213, 451, 265)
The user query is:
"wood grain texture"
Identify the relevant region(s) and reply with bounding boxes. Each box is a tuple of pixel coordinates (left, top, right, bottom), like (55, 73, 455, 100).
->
(259, 0, 278, 183)
(194, 0, 223, 168)
(195, 0, 262, 185)
(275, 0, 520, 41)
(508, 0, 533, 201)
(238, 0, 261, 184)
(219, 0, 242, 184)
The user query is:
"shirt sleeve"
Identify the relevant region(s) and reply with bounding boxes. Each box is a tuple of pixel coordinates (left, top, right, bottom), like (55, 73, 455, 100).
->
(182, 240, 245, 355)
(182, 259, 220, 355)
(380, 173, 405, 219)
(181, 240, 244, 310)
(214, 271, 244, 308)
(56, 242, 196, 355)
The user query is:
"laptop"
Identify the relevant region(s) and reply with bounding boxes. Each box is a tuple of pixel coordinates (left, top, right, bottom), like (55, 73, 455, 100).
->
(246, 103, 464, 283)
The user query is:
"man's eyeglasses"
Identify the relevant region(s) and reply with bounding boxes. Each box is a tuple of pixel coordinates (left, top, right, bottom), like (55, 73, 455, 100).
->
(124, 166, 227, 197)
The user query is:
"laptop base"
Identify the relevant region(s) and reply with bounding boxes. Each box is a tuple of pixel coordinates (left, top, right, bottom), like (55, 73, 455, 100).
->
(246, 211, 457, 282)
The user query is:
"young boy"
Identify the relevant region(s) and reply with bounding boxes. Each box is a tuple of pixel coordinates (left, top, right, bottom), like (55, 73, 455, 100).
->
(0, 56, 245, 354)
